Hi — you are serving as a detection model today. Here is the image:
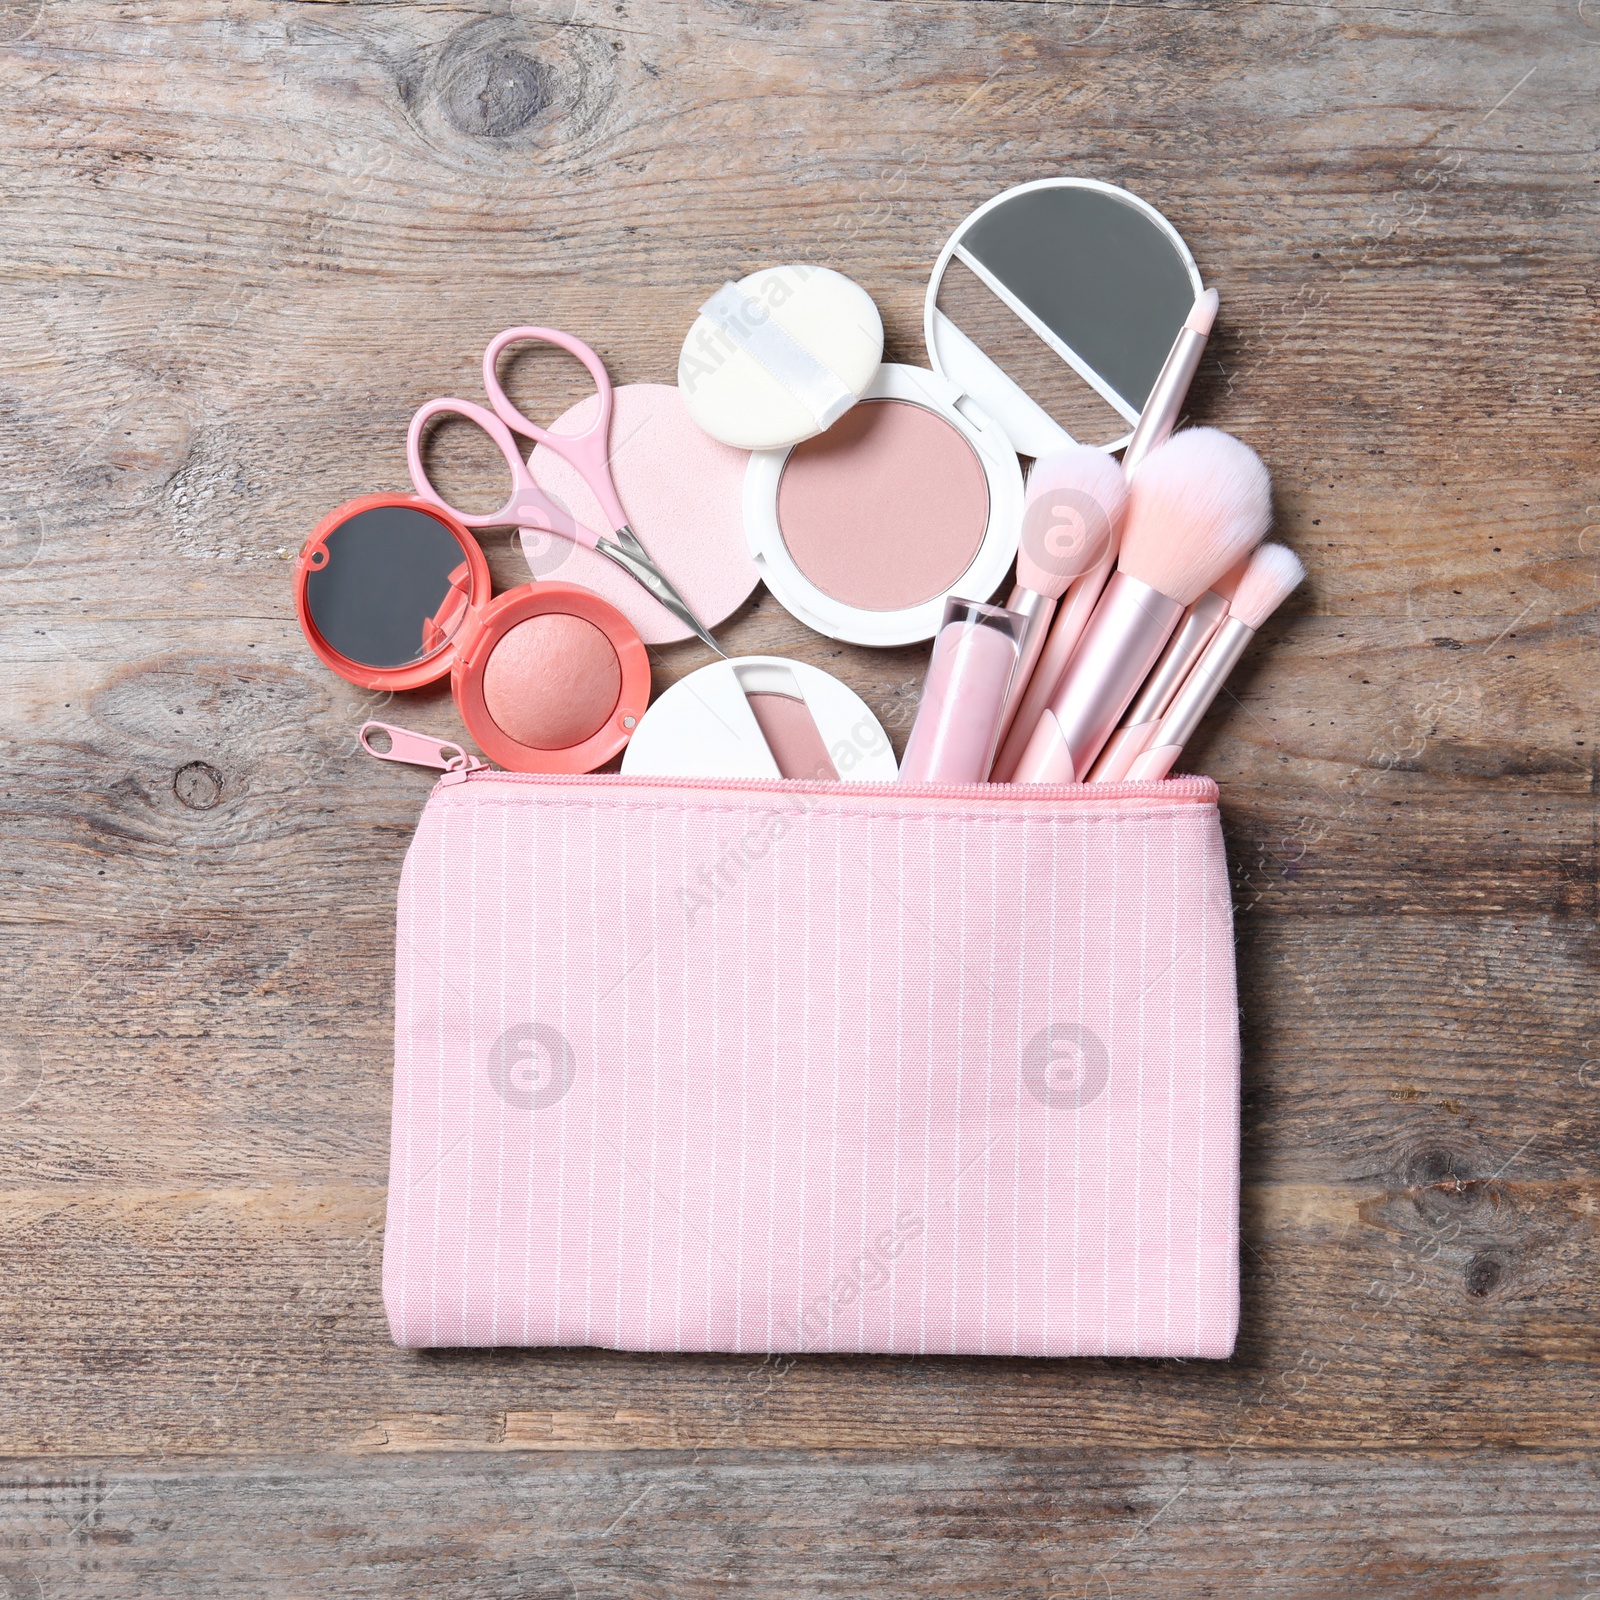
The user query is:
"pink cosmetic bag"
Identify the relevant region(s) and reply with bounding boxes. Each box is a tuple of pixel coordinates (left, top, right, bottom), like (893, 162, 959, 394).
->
(383, 768, 1240, 1357)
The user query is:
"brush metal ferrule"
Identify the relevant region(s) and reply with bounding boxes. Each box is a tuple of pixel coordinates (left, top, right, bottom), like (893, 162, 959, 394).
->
(1023, 572, 1183, 780)
(1149, 616, 1258, 753)
(1123, 587, 1231, 728)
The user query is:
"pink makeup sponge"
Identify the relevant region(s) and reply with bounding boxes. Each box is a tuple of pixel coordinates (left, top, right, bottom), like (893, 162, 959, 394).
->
(482, 612, 622, 750)
(528, 383, 758, 645)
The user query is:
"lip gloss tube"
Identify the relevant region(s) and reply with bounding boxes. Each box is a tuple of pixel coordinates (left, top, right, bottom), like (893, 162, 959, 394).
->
(899, 598, 1025, 785)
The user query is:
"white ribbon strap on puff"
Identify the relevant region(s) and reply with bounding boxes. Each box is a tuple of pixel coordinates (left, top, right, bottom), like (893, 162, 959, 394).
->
(698, 282, 857, 433)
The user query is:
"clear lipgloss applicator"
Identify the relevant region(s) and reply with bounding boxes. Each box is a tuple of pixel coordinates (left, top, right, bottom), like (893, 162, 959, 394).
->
(899, 598, 1027, 785)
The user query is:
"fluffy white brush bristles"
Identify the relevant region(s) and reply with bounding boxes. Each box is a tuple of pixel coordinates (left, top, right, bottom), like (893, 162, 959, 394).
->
(1229, 541, 1305, 630)
(1117, 427, 1272, 604)
(1015, 445, 1129, 598)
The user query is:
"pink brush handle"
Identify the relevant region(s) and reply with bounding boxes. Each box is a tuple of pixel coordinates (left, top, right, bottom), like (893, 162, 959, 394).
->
(1088, 588, 1230, 783)
(1012, 572, 1183, 784)
(989, 550, 1115, 781)
(406, 396, 598, 549)
(482, 326, 630, 533)
(1131, 615, 1259, 779)
(1126, 742, 1180, 781)
(1089, 720, 1160, 783)
(1006, 289, 1212, 781)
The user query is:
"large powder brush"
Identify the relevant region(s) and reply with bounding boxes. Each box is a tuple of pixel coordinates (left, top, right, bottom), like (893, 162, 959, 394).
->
(1013, 427, 1272, 784)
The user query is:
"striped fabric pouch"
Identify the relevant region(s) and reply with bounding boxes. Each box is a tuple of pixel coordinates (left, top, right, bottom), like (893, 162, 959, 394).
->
(383, 766, 1240, 1357)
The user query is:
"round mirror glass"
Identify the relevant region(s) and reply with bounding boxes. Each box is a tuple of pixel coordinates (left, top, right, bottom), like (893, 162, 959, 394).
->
(925, 179, 1202, 456)
(303, 504, 475, 670)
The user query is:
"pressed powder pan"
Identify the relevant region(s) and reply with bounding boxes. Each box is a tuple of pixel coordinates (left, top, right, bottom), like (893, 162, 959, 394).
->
(295, 494, 649, 774)
(622, 655, 898, 783)
(775, 398, 989, 612)
(743, 363, 1023, 647)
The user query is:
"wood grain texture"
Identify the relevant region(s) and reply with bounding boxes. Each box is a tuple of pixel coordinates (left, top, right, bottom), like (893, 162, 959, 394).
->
(4, 1451, 1600, 1599)
(1, 0, 1598, 1586)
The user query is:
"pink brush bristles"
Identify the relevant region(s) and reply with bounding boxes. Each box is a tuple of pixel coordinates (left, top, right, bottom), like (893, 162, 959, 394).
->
(1015, 445, 1129, 599)
(1229, 542, 1306, 629)
(1117, 427, 1272, 604)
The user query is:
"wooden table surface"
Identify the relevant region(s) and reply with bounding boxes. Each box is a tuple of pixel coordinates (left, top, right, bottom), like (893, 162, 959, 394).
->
(2, 1, 1596, 1593)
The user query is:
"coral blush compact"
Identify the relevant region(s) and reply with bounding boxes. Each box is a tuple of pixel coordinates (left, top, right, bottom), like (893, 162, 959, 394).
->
(294, 494, 649, 774)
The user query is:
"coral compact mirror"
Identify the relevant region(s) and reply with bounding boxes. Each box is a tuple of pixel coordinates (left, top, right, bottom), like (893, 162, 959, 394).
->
(294, 494, 649, 774)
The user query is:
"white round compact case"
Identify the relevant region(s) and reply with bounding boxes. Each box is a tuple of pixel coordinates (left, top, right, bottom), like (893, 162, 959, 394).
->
(743, 363, 1024, 648)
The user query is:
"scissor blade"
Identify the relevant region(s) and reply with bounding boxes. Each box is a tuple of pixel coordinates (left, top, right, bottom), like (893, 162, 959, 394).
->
(598, 527, 725, 657)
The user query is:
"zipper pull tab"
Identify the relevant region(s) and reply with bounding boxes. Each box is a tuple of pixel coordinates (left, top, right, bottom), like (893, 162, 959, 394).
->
(359, 721, 486, 778)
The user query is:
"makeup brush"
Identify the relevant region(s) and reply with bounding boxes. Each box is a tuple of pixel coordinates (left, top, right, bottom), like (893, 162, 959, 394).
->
(1011, 427, 1272, 785)
(1087, 549, 1251, 783)
(1121, 289, 1219, 476)
(990, 289, 1218, 783)
(1126, 542, 1305, 781)
(989, 553, 1113, 781)
(990, 445, 1129, 763)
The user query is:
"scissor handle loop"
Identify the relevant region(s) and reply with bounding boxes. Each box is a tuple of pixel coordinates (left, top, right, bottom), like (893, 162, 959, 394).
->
(482, 327, 628, 531)
(405, 397, 532, 530)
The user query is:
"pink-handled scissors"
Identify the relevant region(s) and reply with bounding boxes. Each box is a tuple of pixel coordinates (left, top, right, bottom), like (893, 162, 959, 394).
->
(406, 326, 724, 656)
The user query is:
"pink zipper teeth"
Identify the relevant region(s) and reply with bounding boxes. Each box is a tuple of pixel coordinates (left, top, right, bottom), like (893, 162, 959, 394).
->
(439, 766, 1216, 804)
(359, 721, 1216, 802)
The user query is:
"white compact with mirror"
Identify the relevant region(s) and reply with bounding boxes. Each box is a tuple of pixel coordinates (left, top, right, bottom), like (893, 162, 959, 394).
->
(924, 177, 1205, 458)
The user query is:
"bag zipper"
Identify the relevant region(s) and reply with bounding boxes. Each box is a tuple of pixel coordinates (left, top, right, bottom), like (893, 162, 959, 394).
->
(437, 765, 1214, 802)
(361, 721, 1215, 804)
(360, 720, 488, 774)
